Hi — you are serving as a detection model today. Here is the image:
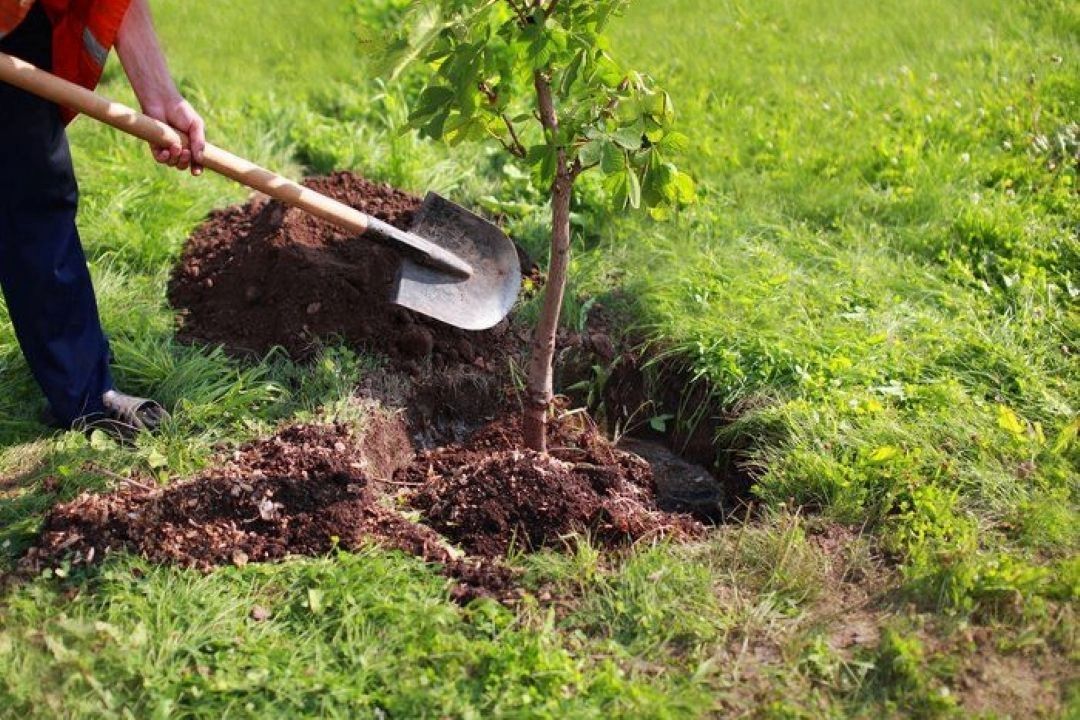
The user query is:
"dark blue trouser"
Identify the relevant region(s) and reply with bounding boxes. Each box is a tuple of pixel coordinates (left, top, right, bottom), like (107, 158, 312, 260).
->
(0, 6, 113, 426)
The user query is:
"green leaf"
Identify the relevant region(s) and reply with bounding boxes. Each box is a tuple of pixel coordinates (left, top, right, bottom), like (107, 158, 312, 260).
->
(627, 168, 642, 209)
(615, 96, 642, 125)
(590, 53, 624, 87)
(146, 449, 169, 470)
(525, 145, 548, 167)
(1052, 417, 1079, 453)
(674, 171, 696, 203)
(422, 109, 450, 140)
(410, 86, 454, 121)
(527, 143, 558, 188)
(384, 2, 448, 80)
(89, 429, 113, 452)
(868, 445, 901, 464)
(649, 205, 673, 221)
(647, 90, 676, 125)
(646, 162, 679, 203)
(444, 112, 486, 145)
(996, 405, 1026, 436)
(659, 131, 690, 154)
(600, 141, 624, 174)
(611, 121, 644, 150)
(307, 588, 325, 615)
(605, 170, 630, 209)
(559, 49, 586, 96)
(579, 140, 603, 167)
(649, 414, 675, 432)
(527, 29, 554, 69)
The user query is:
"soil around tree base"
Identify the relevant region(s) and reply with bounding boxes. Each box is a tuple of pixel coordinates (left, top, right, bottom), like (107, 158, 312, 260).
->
(166, 170, 741, 514)
(406, 412, 701, 557)
(25, 173, 717, 601)
(23, 413, 699, 602)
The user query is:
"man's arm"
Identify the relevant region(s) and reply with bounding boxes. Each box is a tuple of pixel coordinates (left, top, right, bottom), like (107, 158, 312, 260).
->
(115, 0, 204, 174)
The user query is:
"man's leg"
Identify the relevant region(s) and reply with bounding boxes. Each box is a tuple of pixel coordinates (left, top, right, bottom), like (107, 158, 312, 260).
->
(0, 6, 115, 427)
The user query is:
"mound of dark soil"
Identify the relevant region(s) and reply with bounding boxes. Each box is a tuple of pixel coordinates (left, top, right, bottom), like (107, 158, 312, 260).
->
(24, 411, 698, 601)
(406, 414, 702, 557)
(168, 172, 518, 366)
(23, 423, 515, 602)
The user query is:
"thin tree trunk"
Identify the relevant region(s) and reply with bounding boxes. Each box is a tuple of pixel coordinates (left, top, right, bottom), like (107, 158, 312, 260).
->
(523, 72, 573, 453)
(523, 169, 572, 452)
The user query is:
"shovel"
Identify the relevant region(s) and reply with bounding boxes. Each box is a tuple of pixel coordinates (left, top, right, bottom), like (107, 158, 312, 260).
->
(0, 51, 521, 331)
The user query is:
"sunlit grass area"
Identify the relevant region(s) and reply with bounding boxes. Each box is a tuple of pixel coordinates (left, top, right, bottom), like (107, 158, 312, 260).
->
(1, 0, 1076, 716)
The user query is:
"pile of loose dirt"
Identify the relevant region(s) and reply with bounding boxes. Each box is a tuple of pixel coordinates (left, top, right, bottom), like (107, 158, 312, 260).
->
(22, 423, 516, 602)
(24, 413, 699, 601)
(406, 413, 702, 557)
(168, 172, 518, 367)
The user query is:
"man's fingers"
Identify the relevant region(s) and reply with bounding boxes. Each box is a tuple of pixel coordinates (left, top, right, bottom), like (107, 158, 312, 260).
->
(189, 117, 206, 176)
(188, 117, 206, 161)
(156, 143, 181, 166)
(169, 143, 182, 163)
(152, 146, 178, 166)
(147, 101, 207, 175)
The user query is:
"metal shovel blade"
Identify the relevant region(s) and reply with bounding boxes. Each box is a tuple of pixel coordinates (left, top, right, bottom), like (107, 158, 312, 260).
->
(392, 193, 522, 331)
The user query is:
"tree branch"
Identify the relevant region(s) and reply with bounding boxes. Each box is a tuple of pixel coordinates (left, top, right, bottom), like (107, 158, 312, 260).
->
(533, 71, 560, 136)
(478, 81, 498, 105)
(502, 113, 527, 157)
(497, 136, 521, 158)
(571, 157, 595, 179)
(505, 0, 529, 26)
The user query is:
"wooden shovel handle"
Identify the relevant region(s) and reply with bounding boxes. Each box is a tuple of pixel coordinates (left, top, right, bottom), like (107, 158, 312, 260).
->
(0, 50, 373, 235)
(0, 50, 475, 277)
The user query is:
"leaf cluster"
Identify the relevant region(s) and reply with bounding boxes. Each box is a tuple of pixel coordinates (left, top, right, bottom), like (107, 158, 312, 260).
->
(387, 0, 694, 212)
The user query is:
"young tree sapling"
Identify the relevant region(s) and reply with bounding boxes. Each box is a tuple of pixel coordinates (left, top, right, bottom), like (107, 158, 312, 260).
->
(389, 0, 694, 452)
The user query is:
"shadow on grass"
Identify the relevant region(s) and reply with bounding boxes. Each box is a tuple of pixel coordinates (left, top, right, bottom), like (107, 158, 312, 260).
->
(556, 287, 772, 523)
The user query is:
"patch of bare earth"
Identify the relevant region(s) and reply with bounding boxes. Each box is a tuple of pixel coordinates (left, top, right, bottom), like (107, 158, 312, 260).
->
(22, 411, 700, 603)
(167, 172, 521, 370)
(954, 645, 1069, 717)
(404, 412, 703, 558)
(22, 421, 515, 602)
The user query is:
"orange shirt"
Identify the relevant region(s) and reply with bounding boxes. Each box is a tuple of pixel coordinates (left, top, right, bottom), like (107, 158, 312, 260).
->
(0, 1, 34, 37)
(1, 0, 132, 122)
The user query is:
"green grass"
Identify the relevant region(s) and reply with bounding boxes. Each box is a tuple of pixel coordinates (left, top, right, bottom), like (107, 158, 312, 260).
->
(600, 0, 1079, 618)
(1, 0, 1077, 716)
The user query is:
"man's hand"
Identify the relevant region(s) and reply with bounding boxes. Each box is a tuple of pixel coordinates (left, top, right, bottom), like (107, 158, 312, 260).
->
(143, 97, 205, 175)
(115, 0, 204, 175)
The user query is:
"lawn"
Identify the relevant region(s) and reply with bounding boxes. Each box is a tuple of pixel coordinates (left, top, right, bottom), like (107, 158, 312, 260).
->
(1, 0, 1077, 717)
